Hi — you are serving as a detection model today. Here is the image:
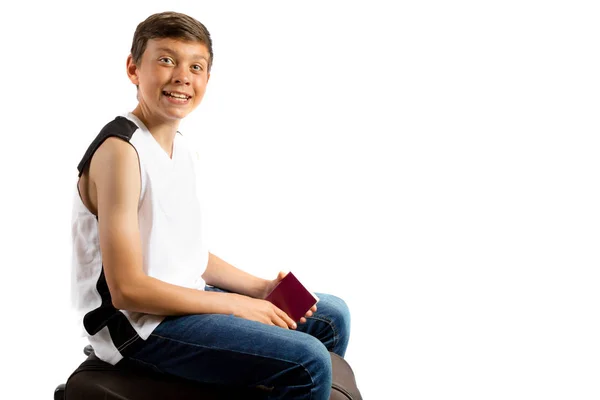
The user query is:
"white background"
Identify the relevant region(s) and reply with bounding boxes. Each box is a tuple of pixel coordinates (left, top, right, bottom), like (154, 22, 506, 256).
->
(0, 1, 599, 399)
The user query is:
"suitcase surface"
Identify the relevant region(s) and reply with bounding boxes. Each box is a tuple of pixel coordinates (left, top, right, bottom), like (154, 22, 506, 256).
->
(330, 352, 362, 400)
(64, 353, 265, 399)
(60, 349, 362, 399)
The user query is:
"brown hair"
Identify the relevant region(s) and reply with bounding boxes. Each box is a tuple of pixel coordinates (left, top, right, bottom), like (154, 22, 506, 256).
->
(130, 11, 213, 71)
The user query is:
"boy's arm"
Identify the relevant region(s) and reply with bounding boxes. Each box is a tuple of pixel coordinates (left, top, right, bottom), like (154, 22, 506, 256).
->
(202, 253, 272, 299)
(202, 255, 318, 324)
(91, 137, 296, 328)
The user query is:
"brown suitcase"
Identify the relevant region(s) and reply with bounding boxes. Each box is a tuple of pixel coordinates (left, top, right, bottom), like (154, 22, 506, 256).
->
(55, 346, 362, 399)
(329, 352, 363, 400)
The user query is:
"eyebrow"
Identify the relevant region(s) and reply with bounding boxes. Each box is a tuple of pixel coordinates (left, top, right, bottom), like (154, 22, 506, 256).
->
(155, 47, 209, 63)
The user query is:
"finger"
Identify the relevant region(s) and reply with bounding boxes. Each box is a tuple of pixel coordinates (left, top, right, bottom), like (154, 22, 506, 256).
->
(304, 310, 313, 318)
(311, 305, 317, 312)
(272, 314, 290, 329)
(299, 317, 307, 324)
(277, 270, 288, 281)
(270, 302, 296, 329)
(268, 305, 291, 329)
(275, 308, 296, 329)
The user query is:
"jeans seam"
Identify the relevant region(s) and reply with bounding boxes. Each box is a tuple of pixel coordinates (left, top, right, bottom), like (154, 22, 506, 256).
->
(146, 333, 317, 392)
(117, 333, 140, 352)
(306, 315, 338, 351)
(128, 355, 164, 374)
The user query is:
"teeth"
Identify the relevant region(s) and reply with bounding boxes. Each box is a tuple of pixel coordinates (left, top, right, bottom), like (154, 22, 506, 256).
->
(166, 91, 189, 99)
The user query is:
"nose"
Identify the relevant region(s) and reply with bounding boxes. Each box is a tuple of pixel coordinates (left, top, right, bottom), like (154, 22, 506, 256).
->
(172, 65, 191, 86)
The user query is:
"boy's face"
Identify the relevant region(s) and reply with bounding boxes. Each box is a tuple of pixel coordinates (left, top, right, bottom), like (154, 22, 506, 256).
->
(127, 38, 210, 122)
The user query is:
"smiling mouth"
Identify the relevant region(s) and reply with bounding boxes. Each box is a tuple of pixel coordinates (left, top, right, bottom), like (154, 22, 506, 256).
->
(163, 91, 191, 100)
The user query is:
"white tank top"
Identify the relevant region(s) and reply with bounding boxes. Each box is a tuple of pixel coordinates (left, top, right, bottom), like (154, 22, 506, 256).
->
(70, 112, 209, 365)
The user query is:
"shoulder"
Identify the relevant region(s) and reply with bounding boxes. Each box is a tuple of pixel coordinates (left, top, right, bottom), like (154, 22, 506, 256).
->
(77, 116, 140, 177)
(99, 116, 139, 141)
(95, 136, 138, 164)
(90, 136, 140, 192)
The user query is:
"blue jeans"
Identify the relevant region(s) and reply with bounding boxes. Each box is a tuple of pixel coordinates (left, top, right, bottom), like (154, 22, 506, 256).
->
(124, 287, 351, 399)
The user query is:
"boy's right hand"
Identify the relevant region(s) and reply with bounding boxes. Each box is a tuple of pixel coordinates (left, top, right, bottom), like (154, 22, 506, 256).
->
(231, 294, 297, 329)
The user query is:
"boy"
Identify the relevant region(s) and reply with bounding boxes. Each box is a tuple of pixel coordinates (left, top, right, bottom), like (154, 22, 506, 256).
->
(71, 11, 350, 399)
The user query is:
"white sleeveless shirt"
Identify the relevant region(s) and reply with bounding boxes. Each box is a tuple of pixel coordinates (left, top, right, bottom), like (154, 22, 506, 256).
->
(70, 112, 209, 365)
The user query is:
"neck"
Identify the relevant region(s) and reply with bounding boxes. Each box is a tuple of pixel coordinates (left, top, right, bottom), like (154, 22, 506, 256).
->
(132, 106, 180, 158)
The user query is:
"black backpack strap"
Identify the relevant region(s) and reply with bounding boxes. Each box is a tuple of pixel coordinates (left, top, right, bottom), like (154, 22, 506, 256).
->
(77, 116, 139, 177)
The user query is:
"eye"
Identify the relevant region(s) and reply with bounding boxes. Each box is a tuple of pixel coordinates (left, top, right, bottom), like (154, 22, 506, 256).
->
(191, 64, 204, 72)
(159, 57, 174, 65)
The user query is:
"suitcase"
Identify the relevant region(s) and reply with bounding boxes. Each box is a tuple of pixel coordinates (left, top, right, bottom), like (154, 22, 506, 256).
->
(55, 345, 362, 399)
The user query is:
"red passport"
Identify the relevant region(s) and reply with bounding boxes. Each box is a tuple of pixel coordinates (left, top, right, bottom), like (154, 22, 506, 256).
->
(264, 272, 319, 322)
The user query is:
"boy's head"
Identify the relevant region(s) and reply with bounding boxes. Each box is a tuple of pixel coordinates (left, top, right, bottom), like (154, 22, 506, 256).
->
(130, 11, 213, 71)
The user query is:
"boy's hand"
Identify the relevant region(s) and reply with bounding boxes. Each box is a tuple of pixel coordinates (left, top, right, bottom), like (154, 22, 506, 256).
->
(231, 293, 297, 329)
(260, 270, 288, 299)
(299, 304, 317, 325)
(261, 271, 318, 325)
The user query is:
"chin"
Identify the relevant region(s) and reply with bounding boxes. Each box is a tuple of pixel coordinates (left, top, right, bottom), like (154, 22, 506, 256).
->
(165, 109, 192, 120)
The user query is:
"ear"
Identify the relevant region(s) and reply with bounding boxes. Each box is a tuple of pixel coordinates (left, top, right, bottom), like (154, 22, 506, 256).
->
(126, 54, 140, 86)
(206, 72, 211, 83)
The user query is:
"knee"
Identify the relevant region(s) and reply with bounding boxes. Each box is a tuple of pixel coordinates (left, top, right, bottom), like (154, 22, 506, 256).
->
(271, 338, 331, 398)
(299, 336, 332, 390)
(328, 295, 351, 336)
